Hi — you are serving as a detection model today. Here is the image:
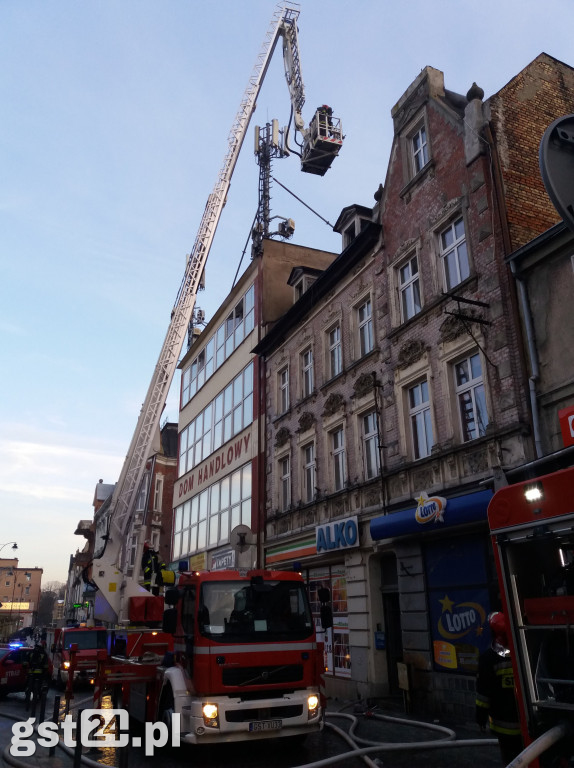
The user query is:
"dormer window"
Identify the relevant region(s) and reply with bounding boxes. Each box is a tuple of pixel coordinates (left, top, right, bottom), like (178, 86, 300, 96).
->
(288, 267, 322, 303)
(343, 222, 356, 248)
(294, 275, 317, 301)
(334, 204, 373, 251)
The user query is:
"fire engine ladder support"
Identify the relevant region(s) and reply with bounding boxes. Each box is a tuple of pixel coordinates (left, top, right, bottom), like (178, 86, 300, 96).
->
(92, 3, 307, 623)
(281, 10, 306, 138)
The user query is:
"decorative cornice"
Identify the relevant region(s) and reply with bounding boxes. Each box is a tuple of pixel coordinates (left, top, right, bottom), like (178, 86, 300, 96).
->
(439, 314, 466, 343)
(298, 411, 316, 433)
(322, 392, 345, 417)
(353, 373, 375, 398)
(275, 426, 291, 448)
(397, 339, 427, 369)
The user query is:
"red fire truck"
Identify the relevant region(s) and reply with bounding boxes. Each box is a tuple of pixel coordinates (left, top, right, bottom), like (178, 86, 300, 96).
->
(487, 465, 574, 766)
(81, 2, 336, 747)
(92, 568, 326, 744)
(51, 625, 108, 688)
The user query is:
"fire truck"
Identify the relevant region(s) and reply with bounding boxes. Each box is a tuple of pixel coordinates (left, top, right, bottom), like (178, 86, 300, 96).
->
(92, 568, 328, 743)
(83, 3, 338, 746)
(51, 625, 107, 688)
(488, 465, 574, 766)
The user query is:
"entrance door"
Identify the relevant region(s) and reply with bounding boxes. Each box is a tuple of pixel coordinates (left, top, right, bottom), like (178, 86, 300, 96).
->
(381, 554, 403, 694)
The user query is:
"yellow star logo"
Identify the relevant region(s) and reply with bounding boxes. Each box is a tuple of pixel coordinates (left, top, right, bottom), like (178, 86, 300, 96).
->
(439, 594, 455, 613)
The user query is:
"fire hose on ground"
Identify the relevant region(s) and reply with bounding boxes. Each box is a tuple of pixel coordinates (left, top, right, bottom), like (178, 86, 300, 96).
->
(1, 704, 572, 768)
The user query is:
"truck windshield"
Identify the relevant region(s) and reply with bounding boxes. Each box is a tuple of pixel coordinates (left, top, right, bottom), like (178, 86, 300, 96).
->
(63, 630, 107, 650)
(199, 580, 314, 642)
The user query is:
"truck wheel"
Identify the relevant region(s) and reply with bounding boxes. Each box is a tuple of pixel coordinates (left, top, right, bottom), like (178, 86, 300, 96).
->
(159, 688, 176, 741)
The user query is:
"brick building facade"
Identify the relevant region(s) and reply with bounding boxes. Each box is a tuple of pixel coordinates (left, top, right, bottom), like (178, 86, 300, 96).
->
(254, 54, 574, 716)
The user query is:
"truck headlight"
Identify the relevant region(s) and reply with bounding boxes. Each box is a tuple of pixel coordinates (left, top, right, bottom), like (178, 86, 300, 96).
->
(202, 703, 219, 728)
(63, 661, 70, 670)
(307, 694, 319, 718)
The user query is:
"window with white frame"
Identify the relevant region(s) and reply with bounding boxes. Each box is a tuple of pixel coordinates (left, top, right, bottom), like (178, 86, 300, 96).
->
(173, 463, 252, 559)
(278, 366, 289, 414)
(302, 442, 316, 503)
(412, 125, 429, 174)
(328, 325, 342, 379)
(399, 255, 421, 322)
(279, 455, 291, 511)
(343, 222, 356, 248)
(331, 428, 346, 491)
(294, 275, 317, 301)
(440, 217, 470, 290)
(128, 536, 136, 569)
(153, 477, 163, 512)
(454, 352, 488, 441)
(179, 361, 253, 476)
(357, 298, 374, 356)
(301, 347, 314, 398)
(181, 284, 255, 407)
(362, 411, 380, 480)
(136, 473, 149, 512)
(408, 380, 434, 459)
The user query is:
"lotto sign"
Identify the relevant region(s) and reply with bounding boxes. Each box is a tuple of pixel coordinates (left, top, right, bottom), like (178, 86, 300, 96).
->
(559, 406, 574, 448)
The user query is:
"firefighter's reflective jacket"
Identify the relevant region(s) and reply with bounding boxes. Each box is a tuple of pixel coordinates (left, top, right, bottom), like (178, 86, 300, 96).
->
(476, 645, 521, 736)
(27, 646, 50, 679)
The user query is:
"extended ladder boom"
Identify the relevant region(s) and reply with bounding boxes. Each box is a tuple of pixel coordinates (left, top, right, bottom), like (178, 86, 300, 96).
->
(93, 2, 342, 623)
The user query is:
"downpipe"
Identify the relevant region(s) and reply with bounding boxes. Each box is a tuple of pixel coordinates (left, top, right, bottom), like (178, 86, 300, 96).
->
(504, 721, 572, 768)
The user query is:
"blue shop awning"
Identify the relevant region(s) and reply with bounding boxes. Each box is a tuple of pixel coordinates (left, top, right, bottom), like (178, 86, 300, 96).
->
(370, 488, 493, 541)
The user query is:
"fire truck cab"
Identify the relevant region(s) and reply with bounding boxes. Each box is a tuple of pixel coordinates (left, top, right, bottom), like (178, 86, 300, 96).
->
(95, 569, 325, 745)
(488, 466, 574, 765)
(51, 625, 108, 688)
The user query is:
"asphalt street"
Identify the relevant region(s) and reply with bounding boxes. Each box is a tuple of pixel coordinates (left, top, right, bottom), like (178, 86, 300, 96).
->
(0, 688, 505, 768)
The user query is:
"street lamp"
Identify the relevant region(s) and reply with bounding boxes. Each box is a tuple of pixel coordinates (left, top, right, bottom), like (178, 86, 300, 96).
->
(0, 542, 17, 555)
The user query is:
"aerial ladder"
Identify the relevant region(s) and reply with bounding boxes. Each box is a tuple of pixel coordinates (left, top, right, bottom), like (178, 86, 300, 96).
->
(92, 2, 343, 625)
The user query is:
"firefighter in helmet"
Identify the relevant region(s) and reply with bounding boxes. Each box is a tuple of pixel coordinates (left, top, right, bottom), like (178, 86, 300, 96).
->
(476, 611, 523, 765)
(141, 540, 165, 596)
(25, 643, 50, 710)
(316, 104, 333, 137)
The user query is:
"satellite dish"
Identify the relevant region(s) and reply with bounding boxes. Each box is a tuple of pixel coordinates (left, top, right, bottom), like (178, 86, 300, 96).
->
(230, 525, 255, 555)
(539, 114, 574, 234)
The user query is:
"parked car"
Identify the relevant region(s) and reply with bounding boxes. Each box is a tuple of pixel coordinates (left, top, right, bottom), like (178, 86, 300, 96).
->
(0, 643, 53, 697)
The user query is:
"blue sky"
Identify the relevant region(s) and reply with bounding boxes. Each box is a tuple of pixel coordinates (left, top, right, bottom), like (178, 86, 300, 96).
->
(0, 0, 571, 586)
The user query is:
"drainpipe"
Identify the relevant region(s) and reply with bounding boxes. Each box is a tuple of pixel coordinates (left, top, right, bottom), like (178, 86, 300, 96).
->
(510, 259, 544, 458)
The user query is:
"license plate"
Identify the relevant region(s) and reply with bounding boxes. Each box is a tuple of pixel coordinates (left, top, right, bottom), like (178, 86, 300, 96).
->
(249, 720, 282, 732)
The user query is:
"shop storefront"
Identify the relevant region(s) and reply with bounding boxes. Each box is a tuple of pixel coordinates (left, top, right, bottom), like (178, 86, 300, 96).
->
(265, 515, 359, 693)
(370, 488, 498, 715)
